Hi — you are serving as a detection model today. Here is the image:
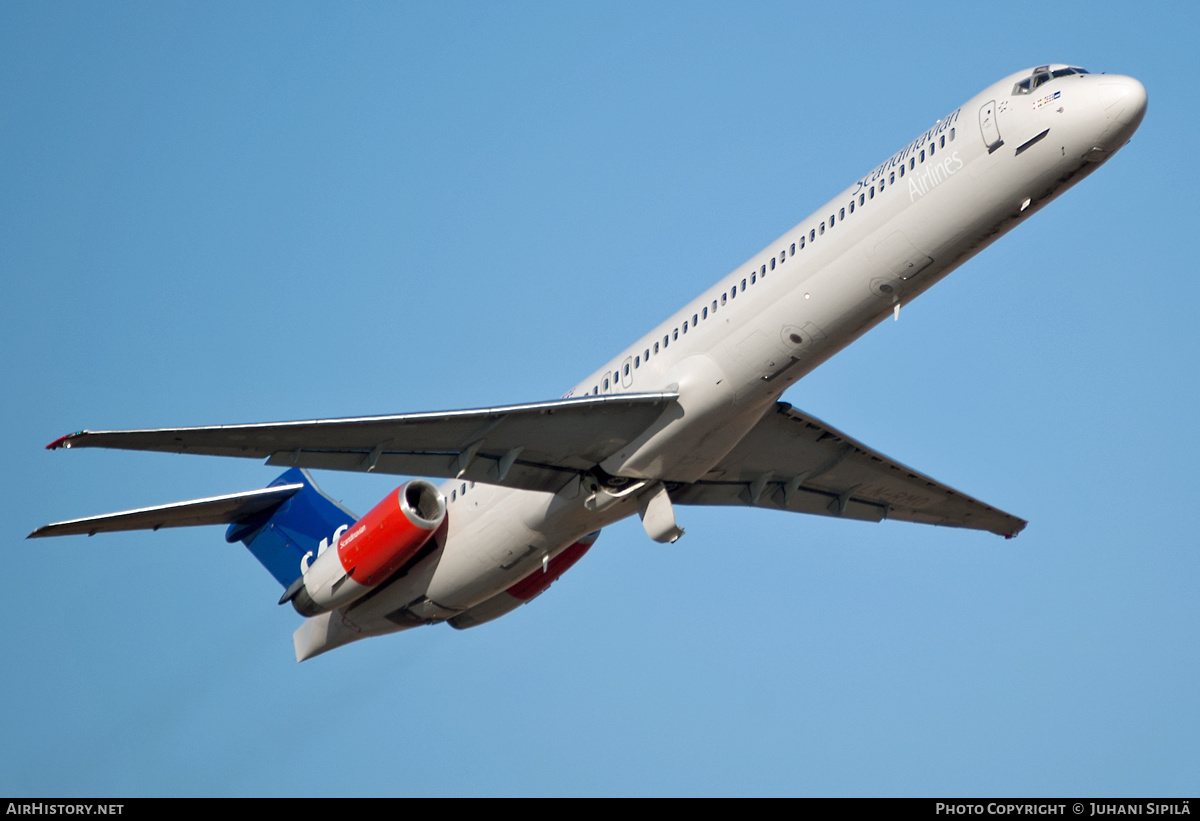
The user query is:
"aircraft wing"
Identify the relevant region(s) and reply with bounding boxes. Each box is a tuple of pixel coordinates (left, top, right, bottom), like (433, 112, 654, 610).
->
(668, 402, 1025, 538)
(46, 393, 679, 495)
(27, 484, 303, 539)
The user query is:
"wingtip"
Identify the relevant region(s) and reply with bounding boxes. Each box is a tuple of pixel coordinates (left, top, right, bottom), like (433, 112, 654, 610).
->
(25, 525, 64, 539)
(1004, 520, 1029, 539)
(46, 431, 85, 450)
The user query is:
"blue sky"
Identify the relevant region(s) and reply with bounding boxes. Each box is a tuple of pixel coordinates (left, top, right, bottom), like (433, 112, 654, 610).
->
(3, 1, 1197, 797)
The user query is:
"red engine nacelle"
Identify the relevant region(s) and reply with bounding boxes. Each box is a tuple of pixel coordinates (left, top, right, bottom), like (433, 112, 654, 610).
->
(289, 479, 446, 617)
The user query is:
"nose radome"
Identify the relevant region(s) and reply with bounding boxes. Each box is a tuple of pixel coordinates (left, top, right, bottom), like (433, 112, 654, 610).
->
(1099, 76, 1148, 128)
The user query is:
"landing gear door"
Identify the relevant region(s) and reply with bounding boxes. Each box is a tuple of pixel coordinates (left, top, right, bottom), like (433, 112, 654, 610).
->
(979, 100, 1003, 154)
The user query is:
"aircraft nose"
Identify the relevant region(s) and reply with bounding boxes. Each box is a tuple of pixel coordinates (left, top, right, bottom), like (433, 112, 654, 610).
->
(1098, 75, 1147, 129)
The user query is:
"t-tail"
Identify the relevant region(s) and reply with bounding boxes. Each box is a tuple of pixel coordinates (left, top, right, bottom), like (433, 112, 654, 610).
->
(225, 467, 358, 592)
(30, 466, 446, 626)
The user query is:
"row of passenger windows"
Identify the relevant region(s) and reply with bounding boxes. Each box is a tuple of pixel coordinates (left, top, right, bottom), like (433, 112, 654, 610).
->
(594, 267, 767, 393)
(586, 126, 958, 395)
(450, 481, 475, 502)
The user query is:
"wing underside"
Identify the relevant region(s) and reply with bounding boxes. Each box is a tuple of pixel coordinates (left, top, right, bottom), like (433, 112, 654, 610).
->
(668, 402, 1025, 538)
(43, 394, 1023, 538)
(47, 393, 679, 494)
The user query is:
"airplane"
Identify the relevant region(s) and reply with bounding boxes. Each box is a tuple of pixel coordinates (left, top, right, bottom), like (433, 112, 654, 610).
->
(30, 65, 1147, 661)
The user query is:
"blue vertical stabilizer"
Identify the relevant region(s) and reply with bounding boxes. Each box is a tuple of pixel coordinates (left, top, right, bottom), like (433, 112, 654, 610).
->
(225, 468, 358, 589)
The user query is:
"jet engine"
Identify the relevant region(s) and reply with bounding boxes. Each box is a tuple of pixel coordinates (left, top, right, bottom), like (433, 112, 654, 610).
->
(284, 479, 446, 617)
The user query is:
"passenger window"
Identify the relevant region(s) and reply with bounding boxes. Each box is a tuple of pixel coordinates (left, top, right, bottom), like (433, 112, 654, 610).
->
(839, 207, 845, 219)
(682, 322, 688, 333)
(730, 285, 736, 297)
(950, 127, 955, 141)
(899, 165, 904, 178)
(624, 363, 629, 375)
(653, 342, 659, 353)
(940, 135, 945, 148)
(702, 307, 708, 319)
(849, 200, 855, 213)
(869, 186, 874, 199)
(790, 243, 795, 255)
(741, 278, 746, 290)
(830, 214, 835, 227)
(761, 264, 766, 275)
(693, 313, 698, 324)
(780, 249, 786, 261)
(752, 271, 758, 282)
(819, 222, 825, 235)
(920, 149, 925, 162)
(889, 172, 894, 184)
(644, 349, 649, 361)
(809, 229, 815, 241)
(929, 141, 935, 157)
(604, 377, 610, 390)
(634, 356, 639, 368)
(711, 300, 717, 312)
(673, 329, 678, 340)
(721, 293, 727, 305)
(452, 490, 456, 501)
(770, 257, 775, 270)
(859, 193, 864, 205)
(909, 158, 915, 170)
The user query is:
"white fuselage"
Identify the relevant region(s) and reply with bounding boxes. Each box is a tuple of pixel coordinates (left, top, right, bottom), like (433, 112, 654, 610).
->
(299, 66, 1145, 657)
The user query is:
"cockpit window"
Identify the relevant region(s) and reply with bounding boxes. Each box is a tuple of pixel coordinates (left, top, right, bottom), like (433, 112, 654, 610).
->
(1013, 66, 1051, 95)
(1013, 65, 1088, 96)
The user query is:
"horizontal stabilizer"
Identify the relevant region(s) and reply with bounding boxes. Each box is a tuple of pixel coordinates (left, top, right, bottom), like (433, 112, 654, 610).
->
(28, 484, 303, 539)
(45, 393, 679, 494)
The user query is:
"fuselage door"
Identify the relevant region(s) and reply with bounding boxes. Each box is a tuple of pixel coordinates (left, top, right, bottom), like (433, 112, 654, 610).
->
(979, 100, 1003, 153)
(620, 355, 633, 388)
